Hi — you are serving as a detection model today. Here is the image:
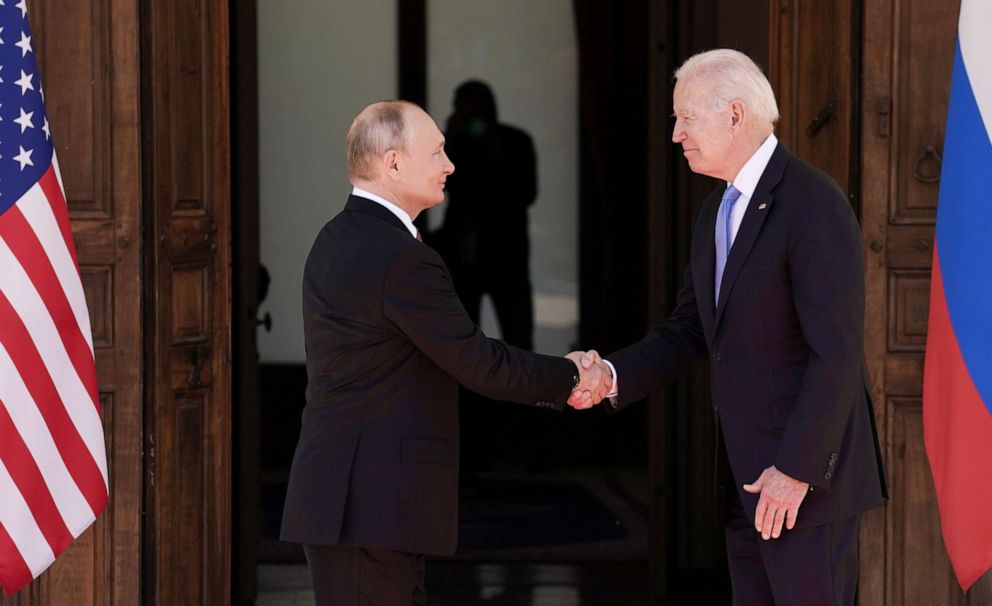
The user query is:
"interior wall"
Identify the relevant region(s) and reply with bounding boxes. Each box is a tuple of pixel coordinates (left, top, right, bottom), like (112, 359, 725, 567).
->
(426, 0, 579, 355)
(256, 0, 397, 363)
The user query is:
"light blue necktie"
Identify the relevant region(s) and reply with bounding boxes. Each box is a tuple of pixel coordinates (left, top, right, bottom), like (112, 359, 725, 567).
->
(714, 184, 742, 303)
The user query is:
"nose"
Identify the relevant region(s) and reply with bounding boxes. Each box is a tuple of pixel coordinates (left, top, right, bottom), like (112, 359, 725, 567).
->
(443, 152, 454, 175)
(672, 120, 685, 143)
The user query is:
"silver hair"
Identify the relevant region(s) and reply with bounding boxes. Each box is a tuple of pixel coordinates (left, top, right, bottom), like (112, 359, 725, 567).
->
(674, 49, 779, 125)
(346, 101, 416, 181)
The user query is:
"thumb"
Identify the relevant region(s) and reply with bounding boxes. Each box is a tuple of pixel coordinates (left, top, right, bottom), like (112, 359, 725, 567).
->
(742, 479, 763, 494)
(582, 349, 602, 368)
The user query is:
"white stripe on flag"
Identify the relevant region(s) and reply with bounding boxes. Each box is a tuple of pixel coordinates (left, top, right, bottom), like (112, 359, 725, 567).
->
(959, 0, 992, 144)
(17, 182, 95, 354)
(0, 458, 56, 577)
(0, 239, 108, 485)
(0, 343, 96, 537)
(52, 153, 67, 209)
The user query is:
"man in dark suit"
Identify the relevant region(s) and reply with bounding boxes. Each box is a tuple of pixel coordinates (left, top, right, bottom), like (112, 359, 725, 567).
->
(438, 80, 537, 350)
(578, 49, 887, 604)
(280, 100, 610, 606)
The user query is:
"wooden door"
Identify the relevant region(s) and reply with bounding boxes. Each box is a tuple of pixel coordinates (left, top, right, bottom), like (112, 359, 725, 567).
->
(769, 0, 857, 197)
(861, 0, 991, 603)
(143, 0, 232, 604)
(773, 0, 992, 603)
(0, 1, 144, 605)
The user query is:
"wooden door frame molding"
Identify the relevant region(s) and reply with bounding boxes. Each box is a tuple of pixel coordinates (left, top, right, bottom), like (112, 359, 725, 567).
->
(231, 0, 261, 602)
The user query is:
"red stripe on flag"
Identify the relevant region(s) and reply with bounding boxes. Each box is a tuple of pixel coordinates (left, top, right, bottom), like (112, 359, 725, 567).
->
(923, 249, 992, 591)
(0, 522, 33, 597)
(37, 167, 80, 270)
(0, 400, 73, 556)
(0, 292, 108, 515)
(0, 204, 100, 414)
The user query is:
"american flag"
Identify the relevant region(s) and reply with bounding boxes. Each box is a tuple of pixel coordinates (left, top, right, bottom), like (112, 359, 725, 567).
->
(0, 2, 108, 595)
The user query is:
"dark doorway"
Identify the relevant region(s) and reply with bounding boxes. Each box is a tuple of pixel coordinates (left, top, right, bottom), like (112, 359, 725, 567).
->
(231, 1, 770, 604)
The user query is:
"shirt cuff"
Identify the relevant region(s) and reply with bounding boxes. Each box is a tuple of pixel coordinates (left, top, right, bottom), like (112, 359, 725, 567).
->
(603, 359, 619, 398)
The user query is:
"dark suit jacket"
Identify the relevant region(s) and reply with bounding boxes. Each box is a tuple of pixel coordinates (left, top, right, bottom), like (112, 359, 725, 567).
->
(280, 195, 576, 556)
(609, 144, 887, 529)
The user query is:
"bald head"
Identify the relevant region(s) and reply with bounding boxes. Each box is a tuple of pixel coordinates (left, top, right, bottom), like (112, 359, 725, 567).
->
(345, 101, 454, 218)
(346, 101, 418, 182)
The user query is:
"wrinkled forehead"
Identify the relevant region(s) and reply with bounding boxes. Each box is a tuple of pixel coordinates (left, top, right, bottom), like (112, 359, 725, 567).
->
(672, 77, 708, 111)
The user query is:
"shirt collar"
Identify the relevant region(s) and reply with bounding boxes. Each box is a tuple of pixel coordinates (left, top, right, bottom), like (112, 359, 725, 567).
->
(352, 187, 418, 238)
(729, 133, 778, 198)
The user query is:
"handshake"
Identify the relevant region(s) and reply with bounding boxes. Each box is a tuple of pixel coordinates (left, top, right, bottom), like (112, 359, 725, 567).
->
(565, 350, 613, 410)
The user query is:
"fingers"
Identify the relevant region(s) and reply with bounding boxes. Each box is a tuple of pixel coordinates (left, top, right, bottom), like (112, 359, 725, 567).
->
(760, 500, 777, 540)
(785, 506, 797, 531)
(576, 361, 609, 401)
(753, 497, 768, 536)
(569, 390, 594, 410)
(564, 351, 612, 408)
(770, 506, 787, 539)
(746, 465, 808, 539)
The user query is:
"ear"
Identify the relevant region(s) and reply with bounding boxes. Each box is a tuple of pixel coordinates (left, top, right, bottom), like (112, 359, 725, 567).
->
(383, 149, 401, 181)
(729, 99, 746, 130)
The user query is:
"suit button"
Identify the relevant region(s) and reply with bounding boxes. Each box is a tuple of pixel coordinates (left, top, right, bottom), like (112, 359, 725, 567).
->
(824, 471, 832, 480)
(712, 352, 723, 362)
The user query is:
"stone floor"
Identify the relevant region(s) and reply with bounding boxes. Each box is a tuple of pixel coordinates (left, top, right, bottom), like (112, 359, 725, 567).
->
(253, 561, 731, 605)
(255, 561, 652, 606)
(251, 469, 729, 605)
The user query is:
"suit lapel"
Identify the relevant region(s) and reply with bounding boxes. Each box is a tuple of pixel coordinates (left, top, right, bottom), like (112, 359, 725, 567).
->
(713, 144, 790, 332)
(693, 188, 722, 344)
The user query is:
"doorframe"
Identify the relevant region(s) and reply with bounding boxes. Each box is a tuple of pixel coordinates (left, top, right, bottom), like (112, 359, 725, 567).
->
(231, 0, 261, 602)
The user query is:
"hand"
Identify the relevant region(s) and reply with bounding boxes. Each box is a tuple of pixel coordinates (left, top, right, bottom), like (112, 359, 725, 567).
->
(742, 465, 810, 540)
(564, 350, 613, 409)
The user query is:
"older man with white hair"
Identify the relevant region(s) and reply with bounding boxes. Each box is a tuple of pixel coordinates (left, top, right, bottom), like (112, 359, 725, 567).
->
(580, 49, 888, 604)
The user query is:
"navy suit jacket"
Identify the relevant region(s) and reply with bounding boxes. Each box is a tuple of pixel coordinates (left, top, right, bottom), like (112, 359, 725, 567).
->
(280, 195, 576, 555)
(609, 144, 887, 528)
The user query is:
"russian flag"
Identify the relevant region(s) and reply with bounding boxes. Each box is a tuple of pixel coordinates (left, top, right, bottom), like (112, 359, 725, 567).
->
(922, 0, 992, 592)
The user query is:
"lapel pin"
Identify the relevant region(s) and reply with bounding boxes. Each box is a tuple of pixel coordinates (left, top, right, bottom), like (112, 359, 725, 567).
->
(758, 202, 768, 210)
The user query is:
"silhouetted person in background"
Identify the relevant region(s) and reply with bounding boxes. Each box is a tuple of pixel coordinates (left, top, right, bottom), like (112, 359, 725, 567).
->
(437, 80, 537, 350)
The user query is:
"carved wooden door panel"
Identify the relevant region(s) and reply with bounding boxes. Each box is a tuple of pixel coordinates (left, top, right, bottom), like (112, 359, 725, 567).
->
(861, 0, 990, 603)
(772, 0, 992, 603)
(144, 0, 231, 604)
(769, 0, 856, 199)
(0, 1, 144, 605)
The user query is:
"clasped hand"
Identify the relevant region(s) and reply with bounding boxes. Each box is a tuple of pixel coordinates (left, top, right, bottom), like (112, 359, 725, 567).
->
(564, 350, 612, 410)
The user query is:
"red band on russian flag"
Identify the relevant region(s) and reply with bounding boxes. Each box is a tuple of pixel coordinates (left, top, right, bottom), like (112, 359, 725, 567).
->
(923, 248, 992, 590)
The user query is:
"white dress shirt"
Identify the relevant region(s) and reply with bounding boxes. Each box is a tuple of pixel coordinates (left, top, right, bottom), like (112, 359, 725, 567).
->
(720, 133, 778, 249)
(603, 133, 779, 403)
(352, 187, 418, 239)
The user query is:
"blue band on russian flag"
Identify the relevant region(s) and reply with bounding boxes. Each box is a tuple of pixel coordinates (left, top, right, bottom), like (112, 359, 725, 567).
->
(935, 41, 992, 417)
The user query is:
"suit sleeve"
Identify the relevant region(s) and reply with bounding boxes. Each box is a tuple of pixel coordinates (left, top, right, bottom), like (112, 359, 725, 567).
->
(774, 185, 865, 489)
(382, 242, 575, 408)
(606, 262, 709, 410)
